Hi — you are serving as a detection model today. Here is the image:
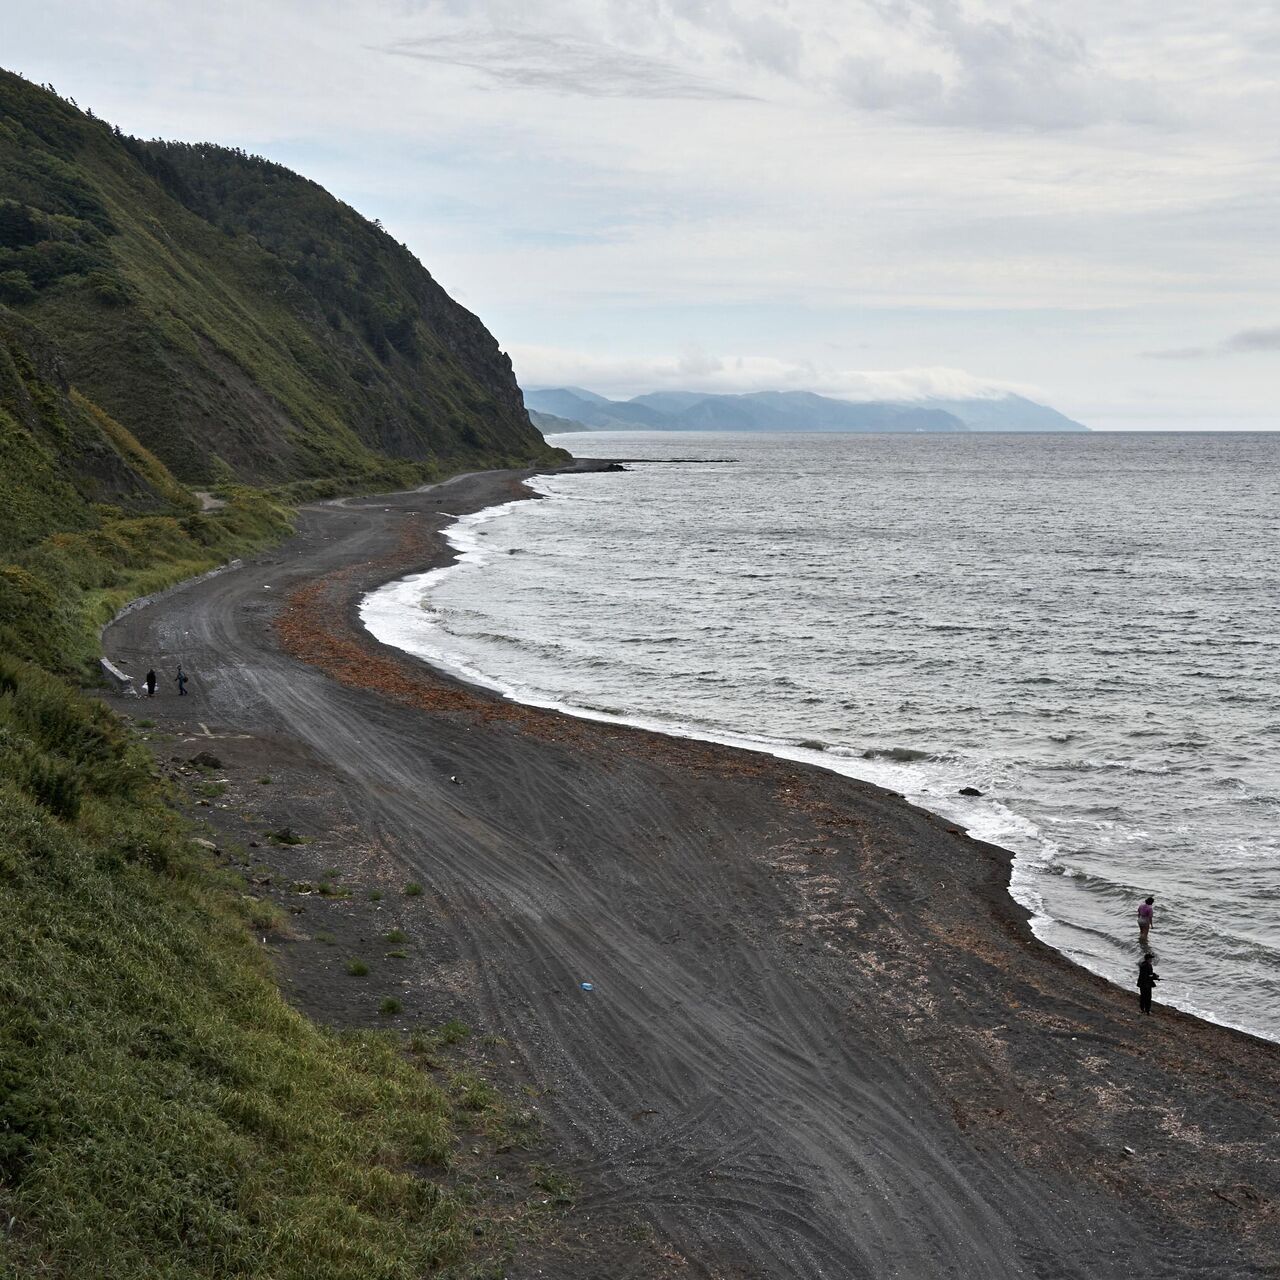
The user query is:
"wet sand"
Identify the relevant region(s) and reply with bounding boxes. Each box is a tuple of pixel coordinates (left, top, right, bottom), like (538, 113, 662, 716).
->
(105, 464, 1280, 1278)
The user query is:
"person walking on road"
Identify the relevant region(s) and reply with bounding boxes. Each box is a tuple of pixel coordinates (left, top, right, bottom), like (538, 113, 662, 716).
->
(1138, 896, 1155, 942)
(175, 666, 189, 697)
(1137, 953, 1160, 1014)
(145, 668, 157, 698)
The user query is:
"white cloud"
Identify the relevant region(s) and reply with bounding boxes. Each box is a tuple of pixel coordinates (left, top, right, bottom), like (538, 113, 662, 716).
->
(511, 343, 1031, 400)
(381, 31, 758, 100)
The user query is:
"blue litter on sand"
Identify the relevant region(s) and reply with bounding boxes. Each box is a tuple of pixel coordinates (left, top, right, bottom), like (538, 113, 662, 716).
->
(580, 982, 594, 991)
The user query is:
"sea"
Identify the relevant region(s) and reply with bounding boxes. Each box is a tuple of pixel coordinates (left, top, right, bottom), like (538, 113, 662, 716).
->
(362, 430, 1280, 1043)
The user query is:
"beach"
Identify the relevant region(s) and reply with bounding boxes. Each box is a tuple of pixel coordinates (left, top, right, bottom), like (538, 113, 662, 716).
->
(104, 464, 1280, 1279)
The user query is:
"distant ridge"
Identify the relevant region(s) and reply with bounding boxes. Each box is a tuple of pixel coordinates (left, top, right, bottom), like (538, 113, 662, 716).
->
(525, 386, 1089, 434)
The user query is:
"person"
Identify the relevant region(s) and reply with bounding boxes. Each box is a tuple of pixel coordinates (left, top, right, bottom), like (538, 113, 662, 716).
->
(175, 666, 189, 696)
(145, 668, 157, 698)
(1138, 896, 1155, 941)
(1137, 952, 1160, 1014)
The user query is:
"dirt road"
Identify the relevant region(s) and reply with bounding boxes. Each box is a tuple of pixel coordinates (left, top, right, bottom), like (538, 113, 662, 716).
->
(105, 467, 1279, 1279)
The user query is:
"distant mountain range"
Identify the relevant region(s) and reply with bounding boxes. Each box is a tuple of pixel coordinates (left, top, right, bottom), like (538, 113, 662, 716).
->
(524, 386, 1088, 434)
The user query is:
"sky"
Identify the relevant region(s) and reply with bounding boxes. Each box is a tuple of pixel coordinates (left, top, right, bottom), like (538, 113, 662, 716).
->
(6, 0, 1280, 428)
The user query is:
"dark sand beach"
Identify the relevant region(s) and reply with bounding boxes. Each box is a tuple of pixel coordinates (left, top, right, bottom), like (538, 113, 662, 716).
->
(105, 465, 1280, 1279)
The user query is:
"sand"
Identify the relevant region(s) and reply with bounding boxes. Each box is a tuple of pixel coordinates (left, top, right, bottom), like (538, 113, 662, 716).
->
(105, 464, 1280, 1279)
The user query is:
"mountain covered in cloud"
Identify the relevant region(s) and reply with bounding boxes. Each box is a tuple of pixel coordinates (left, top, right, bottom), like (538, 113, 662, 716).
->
(524, 387, 1088, 434)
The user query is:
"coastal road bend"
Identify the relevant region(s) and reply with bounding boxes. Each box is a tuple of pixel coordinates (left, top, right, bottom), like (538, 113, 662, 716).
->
(106, 469, 1280, 1280)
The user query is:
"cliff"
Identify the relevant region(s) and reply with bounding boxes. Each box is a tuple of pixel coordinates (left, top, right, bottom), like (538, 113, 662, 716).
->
(0, 68, 562, 486)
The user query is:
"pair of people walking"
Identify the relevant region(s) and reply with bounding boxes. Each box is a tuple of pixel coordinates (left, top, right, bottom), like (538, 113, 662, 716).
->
(142, 666, 188, 697)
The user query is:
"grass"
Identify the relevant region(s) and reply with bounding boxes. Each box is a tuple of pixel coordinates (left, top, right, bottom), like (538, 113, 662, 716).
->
(403, 882, 423, 897)
(347, 959, 370, 977)
(530, 1166, 577, 1207)
(450, 1070, 498, 1113)
(192, 779, 227, 800)
(237, 896, 290, 935)
(385, 928, 408, 943)
(380, 998, 403, 1016)
(0, 655, 484, 1278)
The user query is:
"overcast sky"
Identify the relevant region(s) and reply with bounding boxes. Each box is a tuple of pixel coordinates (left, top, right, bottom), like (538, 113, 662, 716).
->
(7, 0, 1279, 428)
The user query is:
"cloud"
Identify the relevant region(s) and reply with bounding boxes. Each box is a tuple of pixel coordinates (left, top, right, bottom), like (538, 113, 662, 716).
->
(1143, 345, 1212, 360)
(833, 0, 1170, 130)
(1225, 325, 1280, 352)
(1144, 324, 1280, 359)
(382, 30, 756, 100)
(510, 343, 1032, 401)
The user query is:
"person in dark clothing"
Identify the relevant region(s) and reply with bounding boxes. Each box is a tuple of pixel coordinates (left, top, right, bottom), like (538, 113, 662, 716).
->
(175, 666, 188, 696)
(1137, 953, 1160, 1014)
(145, 668, 157, 697)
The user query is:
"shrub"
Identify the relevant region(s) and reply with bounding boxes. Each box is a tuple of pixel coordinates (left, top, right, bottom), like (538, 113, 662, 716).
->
(0, 269, 36, 303)
(403, 1114, 452, 1167)
(378, 997, 402, 1016)
(346, 959, 369, 977)
(24, 755, 82, 820)
(403, 882, 422, 897)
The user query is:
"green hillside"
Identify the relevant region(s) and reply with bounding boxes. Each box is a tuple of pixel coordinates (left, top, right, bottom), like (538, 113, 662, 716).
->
(0, 304, 288, 675)
(0, 72, 573, 1278)
(0, 303, 192, 555)
(0, 68, 560, 485)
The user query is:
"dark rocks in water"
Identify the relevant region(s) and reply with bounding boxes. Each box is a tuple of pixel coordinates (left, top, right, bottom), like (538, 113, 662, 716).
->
(189, 750, 223, 769)
(603, 462, 628, 472)
(959, 786, 984, 797)
(862, 746, 931, 763)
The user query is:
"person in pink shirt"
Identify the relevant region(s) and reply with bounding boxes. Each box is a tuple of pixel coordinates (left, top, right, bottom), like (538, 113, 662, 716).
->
(1137, 896, 1155, 941)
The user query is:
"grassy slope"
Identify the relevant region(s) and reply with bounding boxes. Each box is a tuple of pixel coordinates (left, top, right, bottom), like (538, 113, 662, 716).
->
(0, 302, 289, 676)
(0, 305, 191, 553)
(0, 77, 571, 1276)
(0, 325, 560, 1279)
(0, 657, 532, 1278)
(1, 69, 563, 485)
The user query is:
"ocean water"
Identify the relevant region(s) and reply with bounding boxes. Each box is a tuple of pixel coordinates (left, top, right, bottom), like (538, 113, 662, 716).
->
(362, 431, 1280, 1042)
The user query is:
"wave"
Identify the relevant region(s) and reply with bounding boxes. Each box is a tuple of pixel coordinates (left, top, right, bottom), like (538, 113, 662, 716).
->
(860, 746, 932, 762)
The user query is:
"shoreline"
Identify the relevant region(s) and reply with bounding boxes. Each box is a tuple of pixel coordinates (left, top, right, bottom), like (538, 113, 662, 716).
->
(360, 470, 1277, 1047)
(104, 462, 1280, 1278)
